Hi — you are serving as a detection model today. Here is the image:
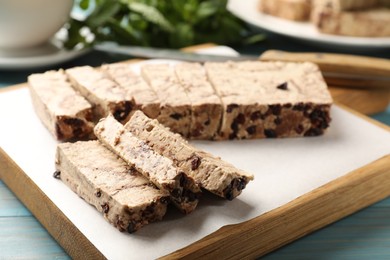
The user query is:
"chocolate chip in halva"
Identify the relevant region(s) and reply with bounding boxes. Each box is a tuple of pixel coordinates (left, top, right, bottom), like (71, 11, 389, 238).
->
(170, 113, 183, 120)
(250, 111, 262, 121)
(191, 155, 201, 170)
(246, 125, 257, 135)
(274, 117, 282, 125)
(171, 188, 181, 198)
(127, 222, 136, 233)
(269, 105, 282, 116)
(295, 124, 304, 134)
(276, 82, 288, 90)
(226, 104, 239, 113)
(95, 190, 102, 198)
(264, 129, 277, 138)
(53, 170, 61, 179)
(113, 101, 132, 121)
(304, 128, 323, 137)
(101, 203, 110, 214)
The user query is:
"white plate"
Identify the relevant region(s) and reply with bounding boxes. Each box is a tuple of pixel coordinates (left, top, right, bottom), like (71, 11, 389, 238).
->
(0, 39, 88, 70)
(227, 0, 390, 49)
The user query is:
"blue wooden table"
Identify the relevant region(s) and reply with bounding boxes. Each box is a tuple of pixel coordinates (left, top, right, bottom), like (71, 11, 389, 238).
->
(0, 36, 389, 259)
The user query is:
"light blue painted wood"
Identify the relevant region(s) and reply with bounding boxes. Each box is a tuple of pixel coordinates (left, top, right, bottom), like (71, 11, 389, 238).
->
(264, 204, 390, 259)
(0, 181, 31, 217)
(376, 198, 390, 208)
(372, 106, 390, 126)
(0, 216, 70, 260)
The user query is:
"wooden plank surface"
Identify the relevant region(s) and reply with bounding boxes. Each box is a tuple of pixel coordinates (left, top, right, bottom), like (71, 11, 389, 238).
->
(0, 180, 69, 259)
(0, 149, 105, 260)
(0, 181, 31, 217)
(265, 198, 390, 259)
(0, 215, 70, 260)
(260, 50, 390, 78)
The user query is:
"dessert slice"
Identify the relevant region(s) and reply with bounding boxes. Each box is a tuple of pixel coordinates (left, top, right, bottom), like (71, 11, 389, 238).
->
(141, 63, 191, 137)
(259, 0, 312, 21)
(311, 2, 390, 37)
(318, 0, 379, 10)
(56, 141, 169, 233)
(28, 70, 94, 141)
(65, 66, 135, 123)
(174, 62, 223, 140)
(125, 111, 254, 200)
(101, 63, 161, 119)
(94, 115, 201, 214)
(205, 61, 332, 140)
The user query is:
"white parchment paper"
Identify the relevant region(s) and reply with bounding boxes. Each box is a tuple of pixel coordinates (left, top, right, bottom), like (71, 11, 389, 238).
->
(0, 66, 389, 259)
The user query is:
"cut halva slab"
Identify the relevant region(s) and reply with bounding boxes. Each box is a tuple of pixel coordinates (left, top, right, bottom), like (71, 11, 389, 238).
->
(55, 140, 169, 233)
(66, 66, 135, 123)
(205, 61, 333, 140)
(28, 70, 94, 141)
(174, 62, 223, 140)
(101, 63, 161, 119)
(94, 115, 201, 214)
(125, 111, 254, 200)
(141, 63, 192, 137)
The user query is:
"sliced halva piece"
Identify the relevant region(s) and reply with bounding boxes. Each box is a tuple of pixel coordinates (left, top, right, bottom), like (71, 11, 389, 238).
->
(65, 66, 135, 123)
(28, 70, 94, 141)
(174, 62, 223, 140)
(311, 2, 390, 37)
(56, 140, 169, 233)
(314, 0, 379, 11)
(205, 61, 333, 140)
(141, 63, 191, 137)
(259, 0, 312, 21)
(125, 111, 254, 200)
(101, 63, 161, 119)
(94, 115, 201, 214)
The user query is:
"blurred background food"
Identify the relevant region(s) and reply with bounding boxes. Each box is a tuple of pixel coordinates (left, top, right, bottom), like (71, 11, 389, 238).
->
(258, 0, 390, 37)
(64, 0, 264, 49)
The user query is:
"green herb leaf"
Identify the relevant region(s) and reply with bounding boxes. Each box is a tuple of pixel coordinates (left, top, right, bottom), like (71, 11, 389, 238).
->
(79, 0, 90, 10)
(128, 2, 174, 33)
(196, 1, 220, 21)
(107, 18, 146, 45)
(64, 19, 89, 49)
(86, 0, 122, 29)
(170, 23, 194, 48)
(65, 0, 261, 49)
(242, 34, 267, 45)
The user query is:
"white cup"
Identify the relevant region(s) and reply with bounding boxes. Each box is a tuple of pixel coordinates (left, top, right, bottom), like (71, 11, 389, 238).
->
(0, 0, 74, 50)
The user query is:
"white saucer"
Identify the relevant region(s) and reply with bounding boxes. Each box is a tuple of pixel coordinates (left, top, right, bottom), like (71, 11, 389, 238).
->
(0, 40, 88, 70)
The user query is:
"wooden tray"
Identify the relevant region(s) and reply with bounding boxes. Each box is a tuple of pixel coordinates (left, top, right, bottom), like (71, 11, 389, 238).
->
(0, 59, 389, 259)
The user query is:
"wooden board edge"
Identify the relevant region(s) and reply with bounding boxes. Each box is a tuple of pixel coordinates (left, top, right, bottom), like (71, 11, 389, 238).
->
(162, 154, 390, 259)
(329, 87, 390, 116)
(0, 83, 26, 93)
(335, 101, 390, 132)
(181, 43, 217, 52)
(0, 148, 106, 260)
